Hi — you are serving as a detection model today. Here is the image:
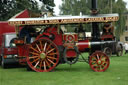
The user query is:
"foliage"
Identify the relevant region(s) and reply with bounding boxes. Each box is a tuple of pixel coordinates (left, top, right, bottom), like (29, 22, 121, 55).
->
(0, 0, 55, 21)
(113, 0, 127, 40)
(60, 0, 90, 15)
(39, 0, 55, 12)
(0, 0, 40, 21)
(60, 0, 127, 39)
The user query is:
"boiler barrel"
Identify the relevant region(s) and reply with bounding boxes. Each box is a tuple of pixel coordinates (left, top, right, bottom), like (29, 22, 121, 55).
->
(76, 40, 115, 52)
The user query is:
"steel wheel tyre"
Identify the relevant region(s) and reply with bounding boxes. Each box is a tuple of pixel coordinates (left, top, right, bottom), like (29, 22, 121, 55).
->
(89, 51, 110, 72)
(1, 56, 7, 68)
(103, 47, 112, 57)
(27, 38, 59, 72)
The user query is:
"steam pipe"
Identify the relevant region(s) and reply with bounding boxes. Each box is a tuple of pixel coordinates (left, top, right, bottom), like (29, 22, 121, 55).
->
(92, 0, 97, 10)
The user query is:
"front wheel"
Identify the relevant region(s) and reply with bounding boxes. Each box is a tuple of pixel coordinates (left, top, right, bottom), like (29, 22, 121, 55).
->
(89, 51, 110, 72)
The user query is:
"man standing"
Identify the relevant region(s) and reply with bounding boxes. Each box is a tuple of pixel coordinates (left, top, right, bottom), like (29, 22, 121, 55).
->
(124, 42, 128, 54)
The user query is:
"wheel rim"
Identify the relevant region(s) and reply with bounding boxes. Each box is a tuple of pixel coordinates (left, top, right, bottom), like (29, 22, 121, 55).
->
(27, 38, 59, 72)
(89, 51, 110, 72)
(103, 47, 112, 57)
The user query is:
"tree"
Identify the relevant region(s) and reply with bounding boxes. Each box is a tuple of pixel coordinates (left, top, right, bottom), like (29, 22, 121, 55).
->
(113, 0, 127, 39)
(0, 0, 15, 20)
(60, 0, 127, 38)
(0, 0, 55, 21)
(39, 0, 55, 12)
(60, 0, 90, 15)
(0, 0, 40, 21)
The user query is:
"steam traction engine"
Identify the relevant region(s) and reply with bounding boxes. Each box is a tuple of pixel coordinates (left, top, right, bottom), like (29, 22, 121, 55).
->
(8, 0, 119, 72)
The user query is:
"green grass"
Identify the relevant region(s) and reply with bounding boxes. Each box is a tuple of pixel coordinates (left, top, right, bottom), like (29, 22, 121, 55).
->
(0, 54, 128, 85)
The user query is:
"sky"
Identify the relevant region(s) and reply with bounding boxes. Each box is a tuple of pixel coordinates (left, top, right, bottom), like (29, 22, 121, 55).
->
(124, 0, 128, 8)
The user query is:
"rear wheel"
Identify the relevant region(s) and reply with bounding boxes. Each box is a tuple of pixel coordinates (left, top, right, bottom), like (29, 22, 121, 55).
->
(103, 47, 112, 57)
(89, 51, 110, 72)
(27, 38, 59, 72)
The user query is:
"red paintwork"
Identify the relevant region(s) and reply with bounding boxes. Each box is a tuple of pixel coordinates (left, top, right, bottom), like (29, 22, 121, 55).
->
(66, 49, 77, 58)
(3, 48, 18, 55)
(63, 34, 78, 43)
(15, 9, 30, 18)
(101, 35, 114, 40)
(41, 27, 63, 45)
(77, 40, 90, 52)
(17, 45, 29, 65)
(17, 45, 29, 57)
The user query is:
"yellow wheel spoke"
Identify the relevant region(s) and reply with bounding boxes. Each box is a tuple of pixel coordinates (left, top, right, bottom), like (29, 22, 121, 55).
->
(44, 42, 47, 52)
(46, 43, 52, 52)
(92, 63, 97, 66)
(30, 52, 39, 56)
(29, 56, 39, 59)
(47, 56, 57, 60)
(96, 54, 100, 60)
(39, 60, 42, 69)
(47, 58, 55, 64)
(91, 60, 97, 63)
(47, 53, 58, 56)
(92, 56, 97, 60)
(47, 48, 55, 54)
(101, 57, 107, 61)
(31, 57, 40, 63)
(34, 61, 40, 68)
(100, 55, 103, 59)
(45, 59, 51, 68)
(43, 61, 46, 71)
(99, 65, 103, 70)
(30, 46, 40, 53)
(36, 44, 41, 52)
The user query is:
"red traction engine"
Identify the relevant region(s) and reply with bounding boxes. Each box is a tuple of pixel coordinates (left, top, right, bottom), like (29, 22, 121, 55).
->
(8, 0, 119, 72)
(22, 26, 110, 72)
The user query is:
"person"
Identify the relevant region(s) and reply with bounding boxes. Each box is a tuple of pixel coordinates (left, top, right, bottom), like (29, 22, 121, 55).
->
(75, 24, 86, 40)
(124, 42, 128, 54)
(19, 26, 36, 43)
(102, 23, 114, 35)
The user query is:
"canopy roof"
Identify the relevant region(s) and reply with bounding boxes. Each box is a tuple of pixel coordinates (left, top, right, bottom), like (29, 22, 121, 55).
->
(8, 14, 119, 26)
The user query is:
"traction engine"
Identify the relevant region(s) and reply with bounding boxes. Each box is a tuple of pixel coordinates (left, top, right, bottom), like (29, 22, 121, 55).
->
(8, 0, 119, 72)
(20, 26, 110, 72)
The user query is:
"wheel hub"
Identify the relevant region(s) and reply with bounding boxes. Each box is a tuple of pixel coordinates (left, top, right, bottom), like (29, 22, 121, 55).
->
(97, 60, 102, 65)
(40, 53, 46, 59)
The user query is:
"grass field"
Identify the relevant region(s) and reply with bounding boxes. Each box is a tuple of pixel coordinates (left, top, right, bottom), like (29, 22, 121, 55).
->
(0, 53, 128, 85)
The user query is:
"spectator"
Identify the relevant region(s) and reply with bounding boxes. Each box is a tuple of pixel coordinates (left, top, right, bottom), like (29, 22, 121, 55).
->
(124, 42, 128, 54)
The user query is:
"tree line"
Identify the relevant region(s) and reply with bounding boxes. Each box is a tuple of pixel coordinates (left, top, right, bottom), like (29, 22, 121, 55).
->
(60, 0, 127, 39)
